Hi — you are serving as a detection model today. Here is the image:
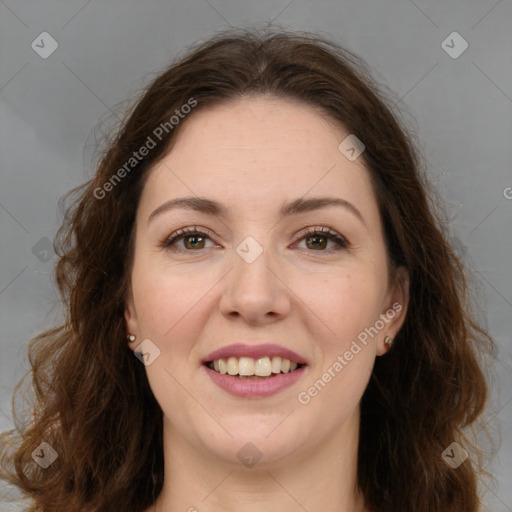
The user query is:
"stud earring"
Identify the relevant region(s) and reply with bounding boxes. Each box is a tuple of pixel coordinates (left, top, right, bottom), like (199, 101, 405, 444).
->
(384, 336, 393, 349)
(127, 334, 136, 342)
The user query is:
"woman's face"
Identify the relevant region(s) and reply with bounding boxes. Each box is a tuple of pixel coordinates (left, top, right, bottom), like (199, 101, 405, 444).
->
(125, 96, 408, 467)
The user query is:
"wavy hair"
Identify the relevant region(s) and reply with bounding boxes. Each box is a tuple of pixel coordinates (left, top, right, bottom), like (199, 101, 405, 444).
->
(0, 27, 495, 512)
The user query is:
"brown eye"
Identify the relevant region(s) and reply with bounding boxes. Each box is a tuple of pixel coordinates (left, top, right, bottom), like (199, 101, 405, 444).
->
(295, 227, 349, 252)
(161, 227, 215, 252)
(160, 226, 349, 254)
(181, 234, 207, 250)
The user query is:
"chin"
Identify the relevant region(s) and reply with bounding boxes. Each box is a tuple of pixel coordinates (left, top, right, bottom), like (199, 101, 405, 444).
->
(192, 419, 308, 467)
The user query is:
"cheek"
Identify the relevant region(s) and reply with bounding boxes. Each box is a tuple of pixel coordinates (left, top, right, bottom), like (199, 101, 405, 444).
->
(292, 268, 385, 347)
(299, 347, 375, 426)
(294, 272, 379, 419)
(130, 259, 214, 350)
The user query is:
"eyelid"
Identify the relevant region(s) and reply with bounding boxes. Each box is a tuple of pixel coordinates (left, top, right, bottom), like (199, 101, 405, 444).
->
(295, 225, 342, 239)
(160, 225, 216, 248)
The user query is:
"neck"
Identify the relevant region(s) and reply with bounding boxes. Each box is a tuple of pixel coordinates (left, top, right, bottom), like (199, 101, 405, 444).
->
(151, 408, 367, 512)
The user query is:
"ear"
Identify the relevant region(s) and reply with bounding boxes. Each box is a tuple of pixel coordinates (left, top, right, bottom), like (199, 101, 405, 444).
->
(124, 288, 139, 352)
(377, 266, 410, 356)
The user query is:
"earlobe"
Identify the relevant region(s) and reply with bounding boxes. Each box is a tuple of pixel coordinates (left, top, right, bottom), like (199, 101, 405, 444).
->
(383, 335, 394, 350)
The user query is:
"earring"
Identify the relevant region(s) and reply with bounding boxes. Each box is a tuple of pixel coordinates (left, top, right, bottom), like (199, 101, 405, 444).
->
(384, 336, 393, 349)
(127, 334, 136, 342)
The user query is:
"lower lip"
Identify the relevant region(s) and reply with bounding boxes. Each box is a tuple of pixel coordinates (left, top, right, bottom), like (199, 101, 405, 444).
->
(203, 364, 307, 398)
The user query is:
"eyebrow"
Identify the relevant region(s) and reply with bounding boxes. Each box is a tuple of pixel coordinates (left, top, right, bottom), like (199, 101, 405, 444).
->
(147, 195, 367, 228)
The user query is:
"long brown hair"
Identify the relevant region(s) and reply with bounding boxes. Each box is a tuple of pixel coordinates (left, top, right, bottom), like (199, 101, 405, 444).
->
(0, 27, 495, 512)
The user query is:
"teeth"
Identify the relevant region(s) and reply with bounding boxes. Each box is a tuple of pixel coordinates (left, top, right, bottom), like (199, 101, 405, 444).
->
(209, 356, 301, 376)
(227, 357, 238, 376)
(255, 357, 272, 376)
(218, 358, 227, 375)
(238, 357, 255, 376)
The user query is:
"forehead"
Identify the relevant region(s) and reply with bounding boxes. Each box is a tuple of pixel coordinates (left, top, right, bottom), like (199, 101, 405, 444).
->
(167, 95, 355, 171)
(139, 96, 378, 224)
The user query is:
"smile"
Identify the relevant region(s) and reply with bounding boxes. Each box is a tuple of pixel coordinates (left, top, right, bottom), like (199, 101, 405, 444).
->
(201, 343, 308, 397)
(206, 356, 303, 379)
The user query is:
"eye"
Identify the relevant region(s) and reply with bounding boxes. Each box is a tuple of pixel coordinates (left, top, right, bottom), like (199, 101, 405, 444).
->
(293, 226, 349, 252)
(160, 226, 217, 252)
(160, 226, 349, 253)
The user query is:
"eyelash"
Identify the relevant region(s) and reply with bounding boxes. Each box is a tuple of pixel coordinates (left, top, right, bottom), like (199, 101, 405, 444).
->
(160, 225, 349, 254)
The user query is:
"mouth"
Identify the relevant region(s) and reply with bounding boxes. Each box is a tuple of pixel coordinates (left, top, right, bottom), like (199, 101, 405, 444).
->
(201, 343, 309, 397)
(204, 356, 306, 380)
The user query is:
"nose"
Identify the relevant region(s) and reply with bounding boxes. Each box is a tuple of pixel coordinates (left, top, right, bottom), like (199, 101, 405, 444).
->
(218, 236, 291, 326)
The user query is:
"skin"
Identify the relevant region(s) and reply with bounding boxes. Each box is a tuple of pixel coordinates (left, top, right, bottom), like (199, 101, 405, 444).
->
(125, 95, 409, 512)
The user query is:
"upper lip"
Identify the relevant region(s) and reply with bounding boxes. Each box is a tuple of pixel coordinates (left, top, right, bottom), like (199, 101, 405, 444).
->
(203, 343, 308, 365)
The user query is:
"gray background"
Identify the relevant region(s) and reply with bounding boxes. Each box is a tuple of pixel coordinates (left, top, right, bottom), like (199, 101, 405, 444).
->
(0, 0, 511, 510)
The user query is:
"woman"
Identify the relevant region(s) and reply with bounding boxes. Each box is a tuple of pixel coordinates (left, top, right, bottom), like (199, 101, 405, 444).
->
(0, 28, 494, 512)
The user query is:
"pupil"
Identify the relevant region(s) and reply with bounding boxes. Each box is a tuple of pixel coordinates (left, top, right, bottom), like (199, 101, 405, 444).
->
(307, 235, 326, 250)
(185, 235, 204, 249)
